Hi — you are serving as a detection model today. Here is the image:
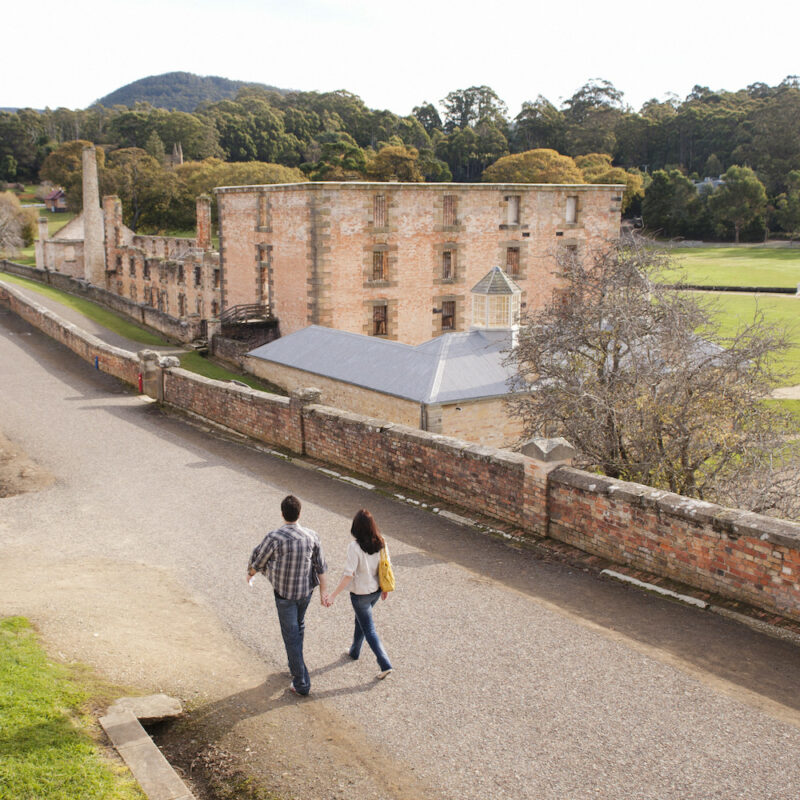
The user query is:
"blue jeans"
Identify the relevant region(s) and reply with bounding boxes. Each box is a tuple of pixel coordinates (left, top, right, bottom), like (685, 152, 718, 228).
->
(349, 590, 392, 672)
(274, 591, 313, 694)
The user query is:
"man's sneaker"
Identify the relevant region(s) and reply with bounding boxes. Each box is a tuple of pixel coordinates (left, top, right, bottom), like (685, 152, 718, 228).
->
(377, 669, 392, 680)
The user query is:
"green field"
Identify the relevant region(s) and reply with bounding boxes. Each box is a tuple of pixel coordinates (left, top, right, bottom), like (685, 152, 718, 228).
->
(660, 246, 800, 287)
(0, 617, 144, 800)
(700, 292, 800, 385)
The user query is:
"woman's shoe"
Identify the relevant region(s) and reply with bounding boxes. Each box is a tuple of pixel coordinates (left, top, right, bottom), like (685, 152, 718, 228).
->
(377, 669, 392, 680)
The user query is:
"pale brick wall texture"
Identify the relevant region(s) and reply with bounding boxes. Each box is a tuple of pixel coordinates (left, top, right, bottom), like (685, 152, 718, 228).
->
(216, 182, 624, 345)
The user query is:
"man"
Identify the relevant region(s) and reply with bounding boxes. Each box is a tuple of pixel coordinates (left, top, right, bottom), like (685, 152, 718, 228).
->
(247, 495, 328, 696)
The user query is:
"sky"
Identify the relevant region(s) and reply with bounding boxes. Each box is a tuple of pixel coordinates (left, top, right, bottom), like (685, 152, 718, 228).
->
(4, 0, 799, 117)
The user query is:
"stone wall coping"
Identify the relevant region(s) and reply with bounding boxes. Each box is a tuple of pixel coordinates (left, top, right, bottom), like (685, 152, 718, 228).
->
(214, 181, 626, 195)
(552, 466, 800, 549)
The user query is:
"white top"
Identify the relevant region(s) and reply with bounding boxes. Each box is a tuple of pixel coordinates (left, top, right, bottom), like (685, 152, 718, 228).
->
(343, 540, 383, 595)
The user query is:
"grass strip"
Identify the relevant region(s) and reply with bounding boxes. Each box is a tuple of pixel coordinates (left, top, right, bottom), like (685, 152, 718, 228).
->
(179, 351, 286, 394)
(0, 617, 144, 800)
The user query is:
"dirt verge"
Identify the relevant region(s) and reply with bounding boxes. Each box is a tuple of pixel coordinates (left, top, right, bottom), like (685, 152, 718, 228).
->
(0, 431, 54, 497)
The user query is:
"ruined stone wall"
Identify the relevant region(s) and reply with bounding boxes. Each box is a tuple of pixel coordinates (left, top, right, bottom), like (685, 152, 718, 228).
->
(41, 238, 85, 278)
(104, 195, 220, 328)
(215, 182, 624, 345)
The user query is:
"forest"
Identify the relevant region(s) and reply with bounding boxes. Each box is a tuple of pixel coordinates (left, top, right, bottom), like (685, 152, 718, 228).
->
(2, 76, 800, 240)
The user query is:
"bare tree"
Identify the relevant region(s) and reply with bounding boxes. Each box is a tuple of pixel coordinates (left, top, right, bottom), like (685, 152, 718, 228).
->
(506, 235, 800, 520)
(0, 192, 25, 256)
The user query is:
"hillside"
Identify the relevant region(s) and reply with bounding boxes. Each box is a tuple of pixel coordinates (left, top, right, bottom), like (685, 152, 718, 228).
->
(93, 72, 287, 112)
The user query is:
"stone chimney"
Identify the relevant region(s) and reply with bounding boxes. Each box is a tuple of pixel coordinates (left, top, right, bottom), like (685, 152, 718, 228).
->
(196, 195, 212, 251)
(82, 146, 106, 286)
(35, 217, 49, 269)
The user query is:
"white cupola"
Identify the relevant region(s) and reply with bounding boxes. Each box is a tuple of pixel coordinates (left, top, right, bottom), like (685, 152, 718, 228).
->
(470, 266, 522, 332)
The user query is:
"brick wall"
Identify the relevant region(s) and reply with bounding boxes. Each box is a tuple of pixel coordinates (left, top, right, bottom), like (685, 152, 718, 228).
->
(0, 278, 140, 386)
(301, 404, 534, 528)
(2, 277, 798, 622)
(548, 468, 800, 621)
(1, 261, 202, 343)
(161, 368, 299, 452)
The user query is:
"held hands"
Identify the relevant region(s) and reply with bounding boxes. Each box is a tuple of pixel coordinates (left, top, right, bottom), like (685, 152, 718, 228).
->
(322, 592, 335, 608)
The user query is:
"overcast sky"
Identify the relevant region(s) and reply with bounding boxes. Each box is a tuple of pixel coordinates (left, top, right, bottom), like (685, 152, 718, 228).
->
(4, 0, 799, 116)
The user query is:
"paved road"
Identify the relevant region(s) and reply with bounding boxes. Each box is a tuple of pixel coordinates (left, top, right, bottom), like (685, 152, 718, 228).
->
(2, 303, 800, 800)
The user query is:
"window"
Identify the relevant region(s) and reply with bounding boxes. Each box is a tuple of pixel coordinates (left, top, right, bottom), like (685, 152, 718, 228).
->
(129, 257, 136, 277)
(194, 266, 202, 287)
(213, 269, 220, 288)
(177, 264, 185, 284)
(443, 195, 457, 226)
(566, 195, 578, 224)
(507, 195, 520, 225)
(178, 294, 187, 317)
(442, 250, 453, 280)
(442, 300, 455, 330)
(196, 298, 203, 316)
(373, 194, 386, 227)
(372, 304, 387, 336)
(506, 247, 520, 277)
(115, 255, 122, 272)
(143, 261, 151, 279)
(130, 285, 137, 302)
(565, 244, 578, 263)
(211, 300, 219, 317)
(258, 193, 270, 229)
(372, 250, 387, 281)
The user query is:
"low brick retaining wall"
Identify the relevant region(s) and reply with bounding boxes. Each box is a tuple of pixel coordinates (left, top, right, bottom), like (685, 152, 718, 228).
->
(2, 279, 799, 622)
(548, 469, 800, 622)
(0, 261, 201, 343)
(0, 279, 140, 386)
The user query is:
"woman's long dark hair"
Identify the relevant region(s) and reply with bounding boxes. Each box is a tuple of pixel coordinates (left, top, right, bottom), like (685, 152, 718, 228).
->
(350, 509, 385, 555)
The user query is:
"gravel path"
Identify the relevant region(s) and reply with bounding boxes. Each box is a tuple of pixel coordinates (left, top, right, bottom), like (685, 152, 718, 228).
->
(2, 302, 800, 800)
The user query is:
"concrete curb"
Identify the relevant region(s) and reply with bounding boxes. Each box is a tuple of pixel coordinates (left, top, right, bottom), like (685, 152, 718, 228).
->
(100, 703, 194, 800)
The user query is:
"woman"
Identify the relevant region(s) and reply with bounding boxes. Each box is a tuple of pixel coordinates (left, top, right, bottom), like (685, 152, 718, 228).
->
(328, 509, 393, 679)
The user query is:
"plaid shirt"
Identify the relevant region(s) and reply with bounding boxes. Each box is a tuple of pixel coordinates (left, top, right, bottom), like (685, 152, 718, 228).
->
(249, 522, 327, 600)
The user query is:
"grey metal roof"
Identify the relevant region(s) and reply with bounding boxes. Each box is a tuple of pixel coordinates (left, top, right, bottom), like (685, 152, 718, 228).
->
(470, 266, 522, 295)
(247, 325, 516, 404)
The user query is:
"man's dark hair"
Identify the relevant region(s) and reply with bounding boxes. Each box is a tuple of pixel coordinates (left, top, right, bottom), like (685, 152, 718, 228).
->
(281, 495, 301, 522)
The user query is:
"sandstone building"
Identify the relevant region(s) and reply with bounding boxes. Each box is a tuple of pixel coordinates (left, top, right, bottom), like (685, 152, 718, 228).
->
(215, 181, 623, 345)
(247, 266, 527, 448)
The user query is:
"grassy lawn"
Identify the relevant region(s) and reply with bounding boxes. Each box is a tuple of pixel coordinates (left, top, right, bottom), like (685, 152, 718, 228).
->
(0, 617, 144, 800)
(660, 246, 800, 287)
(699, 292, 800, 385)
